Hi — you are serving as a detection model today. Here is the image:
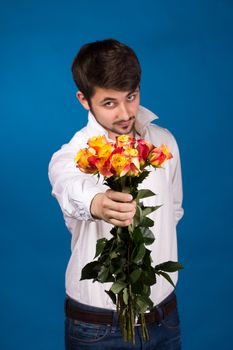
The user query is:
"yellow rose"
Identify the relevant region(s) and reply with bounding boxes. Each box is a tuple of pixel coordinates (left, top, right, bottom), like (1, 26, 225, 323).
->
(110, 153, 130, 177)
(75, 148, 98, 174)
(87, 135, 109, 149)
(98, 143, 114, 159)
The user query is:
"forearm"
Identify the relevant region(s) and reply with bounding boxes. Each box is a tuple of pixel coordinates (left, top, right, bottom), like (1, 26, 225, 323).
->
(48, 146, 106, 221)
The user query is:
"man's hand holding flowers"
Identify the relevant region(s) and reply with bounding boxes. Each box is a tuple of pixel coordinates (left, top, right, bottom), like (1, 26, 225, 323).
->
(91, 190, 136, 227)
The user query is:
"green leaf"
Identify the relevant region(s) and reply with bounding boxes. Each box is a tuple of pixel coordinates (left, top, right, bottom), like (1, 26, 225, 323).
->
(105, 289, 117, 305)
(142, 248, 153, 267)
(136, 295, 153, 313)
(110, 251, 119, 259)
(123, 288, 129, 305)
(133, 205, 143, 227)
(115, 271, 127, 282)
(105, 176, 127, 191)
(128, 222, 134, 234)
(110, 256, 125, 275)
(136, 189, 155, 201)
(132, 227, 144, 244)
(115, 245, 127, 256)
(130, 268, 142, 283)
(140, 217, 154, 227)
(132, 170, 150, 187)
(110, 281, 126, 294)
(141, 227, 155, 245)
(110, 226, 117, 237)
(110, 265, 120, 275)
(132, 243, 146, 264)
(155, 261, 184, 272)
(142, 205, 162, 217)
(97, 238, 115, 263)
(141, 267, 156, 286)
(97, 266, 114, 283)
(131, 189, 138, 200)
(143, 285, 150, 297)
(94, 238, 107, 258)
(157, 271, 176, 288)
(136, 297, 148, 314)
(131, 280, 143, 294)
(116, 227, 127, 241)
(80, 261, 100, 280)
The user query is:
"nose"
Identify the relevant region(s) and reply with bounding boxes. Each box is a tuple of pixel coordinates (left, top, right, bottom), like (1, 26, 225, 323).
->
(118, 103, 130, 120)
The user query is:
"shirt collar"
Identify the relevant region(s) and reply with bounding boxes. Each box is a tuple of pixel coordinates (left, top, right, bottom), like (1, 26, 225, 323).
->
(135, 105, 159, 136)
(87, 105, 159, 139)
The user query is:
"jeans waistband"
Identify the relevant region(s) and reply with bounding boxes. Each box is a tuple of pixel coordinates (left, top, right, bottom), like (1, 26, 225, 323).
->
(65, 291, 177, 326)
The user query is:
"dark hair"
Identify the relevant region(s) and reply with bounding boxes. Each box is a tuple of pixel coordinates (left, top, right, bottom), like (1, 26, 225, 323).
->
(71, 38, 141, 101)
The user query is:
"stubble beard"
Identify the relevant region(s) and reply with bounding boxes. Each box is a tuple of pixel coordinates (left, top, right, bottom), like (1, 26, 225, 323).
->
(111, 116, 135, 136)
(90, 106, 136, 138)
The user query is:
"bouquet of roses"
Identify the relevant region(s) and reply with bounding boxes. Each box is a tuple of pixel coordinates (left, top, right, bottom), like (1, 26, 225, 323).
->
(75, 134, 183, 343)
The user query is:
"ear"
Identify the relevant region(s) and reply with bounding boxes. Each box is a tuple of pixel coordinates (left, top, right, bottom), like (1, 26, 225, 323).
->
(76, 91, 90, 110)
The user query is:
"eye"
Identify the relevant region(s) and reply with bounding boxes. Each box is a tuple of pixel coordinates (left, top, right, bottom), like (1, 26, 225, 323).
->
(127, 94, 136, 101)
(104, 101, 115, 108)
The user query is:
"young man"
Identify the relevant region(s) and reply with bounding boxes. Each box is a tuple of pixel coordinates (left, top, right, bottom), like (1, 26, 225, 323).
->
(48, 39, 184, 350)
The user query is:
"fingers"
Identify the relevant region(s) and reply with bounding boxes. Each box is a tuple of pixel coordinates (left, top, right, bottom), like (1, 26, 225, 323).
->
(106, 208, 135, 222)
(106, 189, 133, 203)
(109, 218, 133, 227)
(105, 190, 136, 211)
(90, 190, 136, 227)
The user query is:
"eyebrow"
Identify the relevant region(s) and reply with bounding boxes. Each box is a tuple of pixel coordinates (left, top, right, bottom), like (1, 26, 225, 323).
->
(99, 88, 139, 104)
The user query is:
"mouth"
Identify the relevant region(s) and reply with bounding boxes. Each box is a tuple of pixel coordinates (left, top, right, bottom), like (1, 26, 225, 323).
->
(118, 121, 131, 128)
(114, 117, 135, 128)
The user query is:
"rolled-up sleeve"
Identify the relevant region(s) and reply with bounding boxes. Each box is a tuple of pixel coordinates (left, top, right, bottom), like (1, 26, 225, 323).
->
(48, 138, 106, 221)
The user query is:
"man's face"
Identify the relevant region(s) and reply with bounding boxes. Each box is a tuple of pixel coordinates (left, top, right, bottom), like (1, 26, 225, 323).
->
(84, 86, 140, 140)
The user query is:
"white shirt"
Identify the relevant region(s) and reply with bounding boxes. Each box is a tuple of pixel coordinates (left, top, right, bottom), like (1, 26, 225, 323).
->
(48, 105, 184, 308)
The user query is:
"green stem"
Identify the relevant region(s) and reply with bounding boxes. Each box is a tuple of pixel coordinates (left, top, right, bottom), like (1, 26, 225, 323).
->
(141, 313, 149, 341)
(129, 284, 135, 343)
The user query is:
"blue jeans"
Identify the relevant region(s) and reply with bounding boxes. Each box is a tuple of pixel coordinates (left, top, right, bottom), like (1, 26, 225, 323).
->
(65, 292, 181, 350)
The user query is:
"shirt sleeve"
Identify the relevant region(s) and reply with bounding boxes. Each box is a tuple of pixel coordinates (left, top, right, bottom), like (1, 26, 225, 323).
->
(48, 136, 106, 221)
(167, 131, 184, 226)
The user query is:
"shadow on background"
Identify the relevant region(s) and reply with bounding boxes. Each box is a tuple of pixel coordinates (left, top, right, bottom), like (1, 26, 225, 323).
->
(1, 1, 232, 349)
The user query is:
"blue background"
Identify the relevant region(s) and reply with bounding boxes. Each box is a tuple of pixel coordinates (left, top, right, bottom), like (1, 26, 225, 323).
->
(1, 1, 233, 349)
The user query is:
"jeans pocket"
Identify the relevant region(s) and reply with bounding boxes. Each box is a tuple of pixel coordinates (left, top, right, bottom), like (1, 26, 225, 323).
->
(161, 307, 180, 330)
(66, 317, 110, 344)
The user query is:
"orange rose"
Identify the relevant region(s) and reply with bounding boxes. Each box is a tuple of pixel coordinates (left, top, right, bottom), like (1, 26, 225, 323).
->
(115, 135, 136, 149)
(97, 158, 114, 177)
(125, 162, 141, 177)
(123, 148, 140, 174)
(137, 139, 154, 166)
(75, 147, 98, 174)
(108, 146, 141, 177)
(149, 144, 173, 167)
